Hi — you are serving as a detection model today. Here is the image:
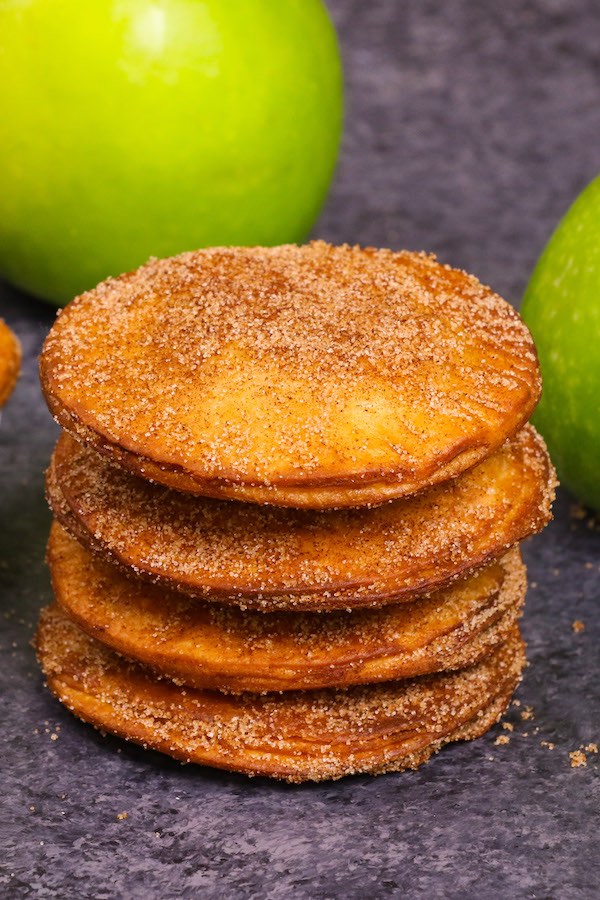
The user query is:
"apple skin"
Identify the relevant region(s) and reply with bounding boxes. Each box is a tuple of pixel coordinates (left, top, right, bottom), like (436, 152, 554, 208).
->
(521, 175, 600, 512)
(0, 0, 343, 305)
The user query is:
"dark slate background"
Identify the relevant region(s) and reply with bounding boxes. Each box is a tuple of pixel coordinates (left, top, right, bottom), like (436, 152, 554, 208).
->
(1, 1, 599, 897)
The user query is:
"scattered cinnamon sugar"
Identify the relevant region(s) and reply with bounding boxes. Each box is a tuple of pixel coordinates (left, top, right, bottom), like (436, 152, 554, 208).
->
(572, 620, 585, 634)
(502, 722, 514, 732)
(540, 740, 555, 750)
(494, 735, 510, 746)
(570, 504, 600, 532)
(521, 706, 534, 721)
(584, 743, 598, 754)
(116, 812, 129, 821)
(569, 751, 587, 768)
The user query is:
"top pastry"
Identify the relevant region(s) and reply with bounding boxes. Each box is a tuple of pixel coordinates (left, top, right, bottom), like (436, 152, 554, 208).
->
(40, 242, 540, 509)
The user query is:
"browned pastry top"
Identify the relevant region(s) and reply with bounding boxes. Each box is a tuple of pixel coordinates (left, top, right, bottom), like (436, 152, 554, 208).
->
(41, 242, 541, 508)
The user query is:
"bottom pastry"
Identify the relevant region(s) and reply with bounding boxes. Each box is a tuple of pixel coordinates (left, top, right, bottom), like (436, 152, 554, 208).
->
(36, 605, 525, 783)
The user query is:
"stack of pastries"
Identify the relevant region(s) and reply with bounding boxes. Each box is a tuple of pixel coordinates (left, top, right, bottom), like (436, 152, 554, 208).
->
(37, 242, 555, 782)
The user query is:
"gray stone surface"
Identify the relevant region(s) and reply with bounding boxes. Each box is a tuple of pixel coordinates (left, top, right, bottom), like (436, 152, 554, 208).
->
(1, 1, 599, 897)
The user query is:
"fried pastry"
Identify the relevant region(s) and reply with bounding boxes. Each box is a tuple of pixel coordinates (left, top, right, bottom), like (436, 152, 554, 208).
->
(47, 426, 553, 611)
(36, 605, 525, 782)
(48, 522, 525, 693)
(40, 242, 541, 509)
(0, 319, 20, 408)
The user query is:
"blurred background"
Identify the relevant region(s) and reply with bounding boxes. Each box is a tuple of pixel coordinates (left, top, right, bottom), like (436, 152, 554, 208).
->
(320, 0, 600, 305)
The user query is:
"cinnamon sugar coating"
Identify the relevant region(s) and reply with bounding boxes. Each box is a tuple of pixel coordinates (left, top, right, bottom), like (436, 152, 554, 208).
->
(0, 319, 20, 408)
(47, 426, 554, 611)
(40, 242, 541, 509)
(36, 606, 525, 782)
(48, 522, 525, 693)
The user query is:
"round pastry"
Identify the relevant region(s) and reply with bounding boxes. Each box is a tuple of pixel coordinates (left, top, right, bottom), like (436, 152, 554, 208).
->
(36, 605, 525, 782)
(0, 318, 20, 408)
(46, 426, 553, 611)
(40, 242, 541, 509)
(47, 521, 525, 693)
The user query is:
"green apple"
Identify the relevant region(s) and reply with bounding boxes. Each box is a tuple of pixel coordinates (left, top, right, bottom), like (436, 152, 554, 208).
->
(521, 175, 600, 512)
(0, 0, 342, 305)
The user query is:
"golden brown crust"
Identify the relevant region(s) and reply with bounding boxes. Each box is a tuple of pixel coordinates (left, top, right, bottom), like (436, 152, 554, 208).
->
(36, 606, 525, 782)
(47, 426, 554, 611)
(0, 319, 21, 408)
(40, 242, 541, 509)
(47, 522, 525, 693)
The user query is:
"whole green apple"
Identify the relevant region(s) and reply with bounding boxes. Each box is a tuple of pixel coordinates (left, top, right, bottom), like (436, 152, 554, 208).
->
(0, 0, 342, 304)
(521, 175, 600, 512)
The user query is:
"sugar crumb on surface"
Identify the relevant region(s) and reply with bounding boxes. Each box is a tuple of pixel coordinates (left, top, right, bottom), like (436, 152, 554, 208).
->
(572, 620, 585, 634)
(569, 750, 587, 768)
